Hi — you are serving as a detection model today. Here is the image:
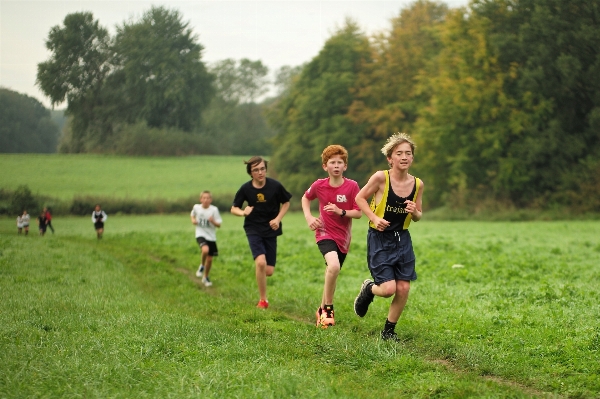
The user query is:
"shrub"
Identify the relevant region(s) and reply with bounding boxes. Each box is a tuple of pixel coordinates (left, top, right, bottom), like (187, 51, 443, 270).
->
(9, 185, 38, 215)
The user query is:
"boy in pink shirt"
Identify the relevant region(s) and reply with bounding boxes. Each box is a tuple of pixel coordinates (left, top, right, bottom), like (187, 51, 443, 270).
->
(302, 145, 362, 328)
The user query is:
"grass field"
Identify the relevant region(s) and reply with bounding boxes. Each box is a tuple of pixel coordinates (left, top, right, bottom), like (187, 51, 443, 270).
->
(1, 213, 600, 398)
(0, 154, 254, 201)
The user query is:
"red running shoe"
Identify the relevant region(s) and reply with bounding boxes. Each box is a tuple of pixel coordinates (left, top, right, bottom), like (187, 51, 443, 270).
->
(256, 300, 269, 309)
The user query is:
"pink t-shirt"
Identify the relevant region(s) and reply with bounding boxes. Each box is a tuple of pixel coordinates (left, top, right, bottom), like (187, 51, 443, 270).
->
(304, 177, 361, 253)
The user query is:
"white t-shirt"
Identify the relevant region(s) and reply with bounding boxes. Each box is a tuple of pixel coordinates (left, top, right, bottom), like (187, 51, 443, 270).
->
(18, 214, 30, 227)
(190, 204, 222, 241)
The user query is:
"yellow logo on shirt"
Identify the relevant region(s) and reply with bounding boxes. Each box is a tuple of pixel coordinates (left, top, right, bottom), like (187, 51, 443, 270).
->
(386, 204, 408, 214)
(257, 193, 266, 202)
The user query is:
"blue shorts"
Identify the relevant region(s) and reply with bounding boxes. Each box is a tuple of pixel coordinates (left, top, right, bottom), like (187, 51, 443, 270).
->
(367, 229, 416, 284)
(247, 235, 277, 267)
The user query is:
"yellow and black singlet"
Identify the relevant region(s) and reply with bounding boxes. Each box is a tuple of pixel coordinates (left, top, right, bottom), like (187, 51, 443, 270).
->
(369, 170, 422, 231)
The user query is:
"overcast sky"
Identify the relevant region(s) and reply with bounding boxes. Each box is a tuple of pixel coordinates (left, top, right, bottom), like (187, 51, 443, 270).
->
(0, 0, 469, 108)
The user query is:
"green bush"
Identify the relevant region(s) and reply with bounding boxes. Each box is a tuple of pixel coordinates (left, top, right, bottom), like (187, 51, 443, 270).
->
(111, 122, 217, 156)
(9, 185, 38, 215)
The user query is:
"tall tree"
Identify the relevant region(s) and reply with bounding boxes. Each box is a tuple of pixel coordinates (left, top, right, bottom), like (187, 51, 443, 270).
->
(112, 6, 214, 131)
(416, 0, 600, 208)
(268, 20, 372, 195)
(210, 58, 270, 104)
(0, 88, 60, 153)
(492, 0, 600, 207)
(348, 0, 449, 179)
(37, 7, 214, 152)
(201, 59, 274, 154)
(36, 12, 111, 152)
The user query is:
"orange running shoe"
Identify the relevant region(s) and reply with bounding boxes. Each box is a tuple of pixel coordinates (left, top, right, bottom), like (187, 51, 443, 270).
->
(317, 307, 335, 329)
(315, 307, 324, 327)
(256, 300, 269, 309)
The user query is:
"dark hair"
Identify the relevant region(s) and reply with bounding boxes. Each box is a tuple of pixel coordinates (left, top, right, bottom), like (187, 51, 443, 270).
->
(244, 156, 268, 175)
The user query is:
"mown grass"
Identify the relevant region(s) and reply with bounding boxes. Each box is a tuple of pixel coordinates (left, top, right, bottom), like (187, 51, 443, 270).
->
(0, 154, 252, 201)
(1, 214, 600, 398)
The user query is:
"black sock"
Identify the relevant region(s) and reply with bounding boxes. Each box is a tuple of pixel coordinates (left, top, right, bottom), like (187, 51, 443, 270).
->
(383, 319, 396, 333)
(324, 304, 334, 316)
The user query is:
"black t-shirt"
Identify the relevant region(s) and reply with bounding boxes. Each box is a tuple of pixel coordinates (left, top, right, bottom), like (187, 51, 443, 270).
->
(232, 178, 292, 237)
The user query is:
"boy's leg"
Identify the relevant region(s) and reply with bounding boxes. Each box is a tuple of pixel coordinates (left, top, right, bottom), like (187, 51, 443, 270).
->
(204, 256, 213, 275)
(248, 235, 275, 307)
(255, 254, 268, 301)
(371, 281, 397, 298)
(48, 222, 54, 233)
(25, 226, 28, 235)
(321, 251, 341, 307)
(380, 280, 411, 341)
(387, 280, 410, 322)
(201, 246, 209, 270)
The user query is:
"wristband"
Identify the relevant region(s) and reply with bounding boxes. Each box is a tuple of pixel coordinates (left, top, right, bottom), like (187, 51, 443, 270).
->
(341, 210, 346, 218)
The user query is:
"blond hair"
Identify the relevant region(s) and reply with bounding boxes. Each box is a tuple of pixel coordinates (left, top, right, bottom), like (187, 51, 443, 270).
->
(381, 132, 416, 158)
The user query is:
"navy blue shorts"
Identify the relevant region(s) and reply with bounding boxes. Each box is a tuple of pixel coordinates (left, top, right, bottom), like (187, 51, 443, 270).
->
(196, 236, 219, 256)
(317, 239, 347, 268)
(247, 235, 277, 267)
(367, 229, 416, 284)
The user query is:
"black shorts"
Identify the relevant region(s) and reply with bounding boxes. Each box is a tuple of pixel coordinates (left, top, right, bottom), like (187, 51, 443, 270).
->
(247, 235, 277, 267)
(317, 239, 347, 268)
(94, 221, 104, 230)
(196, 236, 218, 256)
(367, 229, 417, 284)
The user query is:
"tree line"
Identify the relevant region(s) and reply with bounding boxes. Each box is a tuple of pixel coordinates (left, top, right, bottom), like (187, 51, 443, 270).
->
(267, 0, 600, 211)
(34, 6, 279, 156)
(23, 0, 600, 211)
(0, 88, 60, 153)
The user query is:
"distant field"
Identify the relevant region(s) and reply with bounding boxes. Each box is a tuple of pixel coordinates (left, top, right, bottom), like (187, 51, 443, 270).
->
(1, 154, 254, 200)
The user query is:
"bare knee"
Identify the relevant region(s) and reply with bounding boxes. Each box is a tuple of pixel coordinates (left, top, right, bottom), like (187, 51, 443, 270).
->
(377, 281, 396, 298)
(396, 280, 410, 296)
(265, 265, 275, 277)
(326, 264, 340, 278)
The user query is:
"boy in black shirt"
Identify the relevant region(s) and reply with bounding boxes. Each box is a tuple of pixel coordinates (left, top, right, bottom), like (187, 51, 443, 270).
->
(231, 156, 292, 309)
(38, 211, 48, 236)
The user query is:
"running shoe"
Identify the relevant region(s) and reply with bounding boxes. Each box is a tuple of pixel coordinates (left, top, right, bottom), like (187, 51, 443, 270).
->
(354, 279, 374, 317)
(202, 276, 212, 287)
(256, 300, 269, 309)
(315, 307, 323, 327)
(381, 330, 400, 342)
(195, 265, 204, 278)
(318, 308, 335, 329)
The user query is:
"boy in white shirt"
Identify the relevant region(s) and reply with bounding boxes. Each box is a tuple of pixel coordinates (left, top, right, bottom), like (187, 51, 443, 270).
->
(191, 191, 222, 287)
(17, 210, 30, 235)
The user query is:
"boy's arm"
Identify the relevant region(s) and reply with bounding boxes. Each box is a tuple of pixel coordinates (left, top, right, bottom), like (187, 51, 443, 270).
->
(269, 201, 290, 230)
(406, 180, 424, 222)
(302, 195, 322, 230)
(356, 171, 390, 231)
(322, 203, 362, 219)
(209, 210, 222, 228)
(231, 205, 253, 217)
